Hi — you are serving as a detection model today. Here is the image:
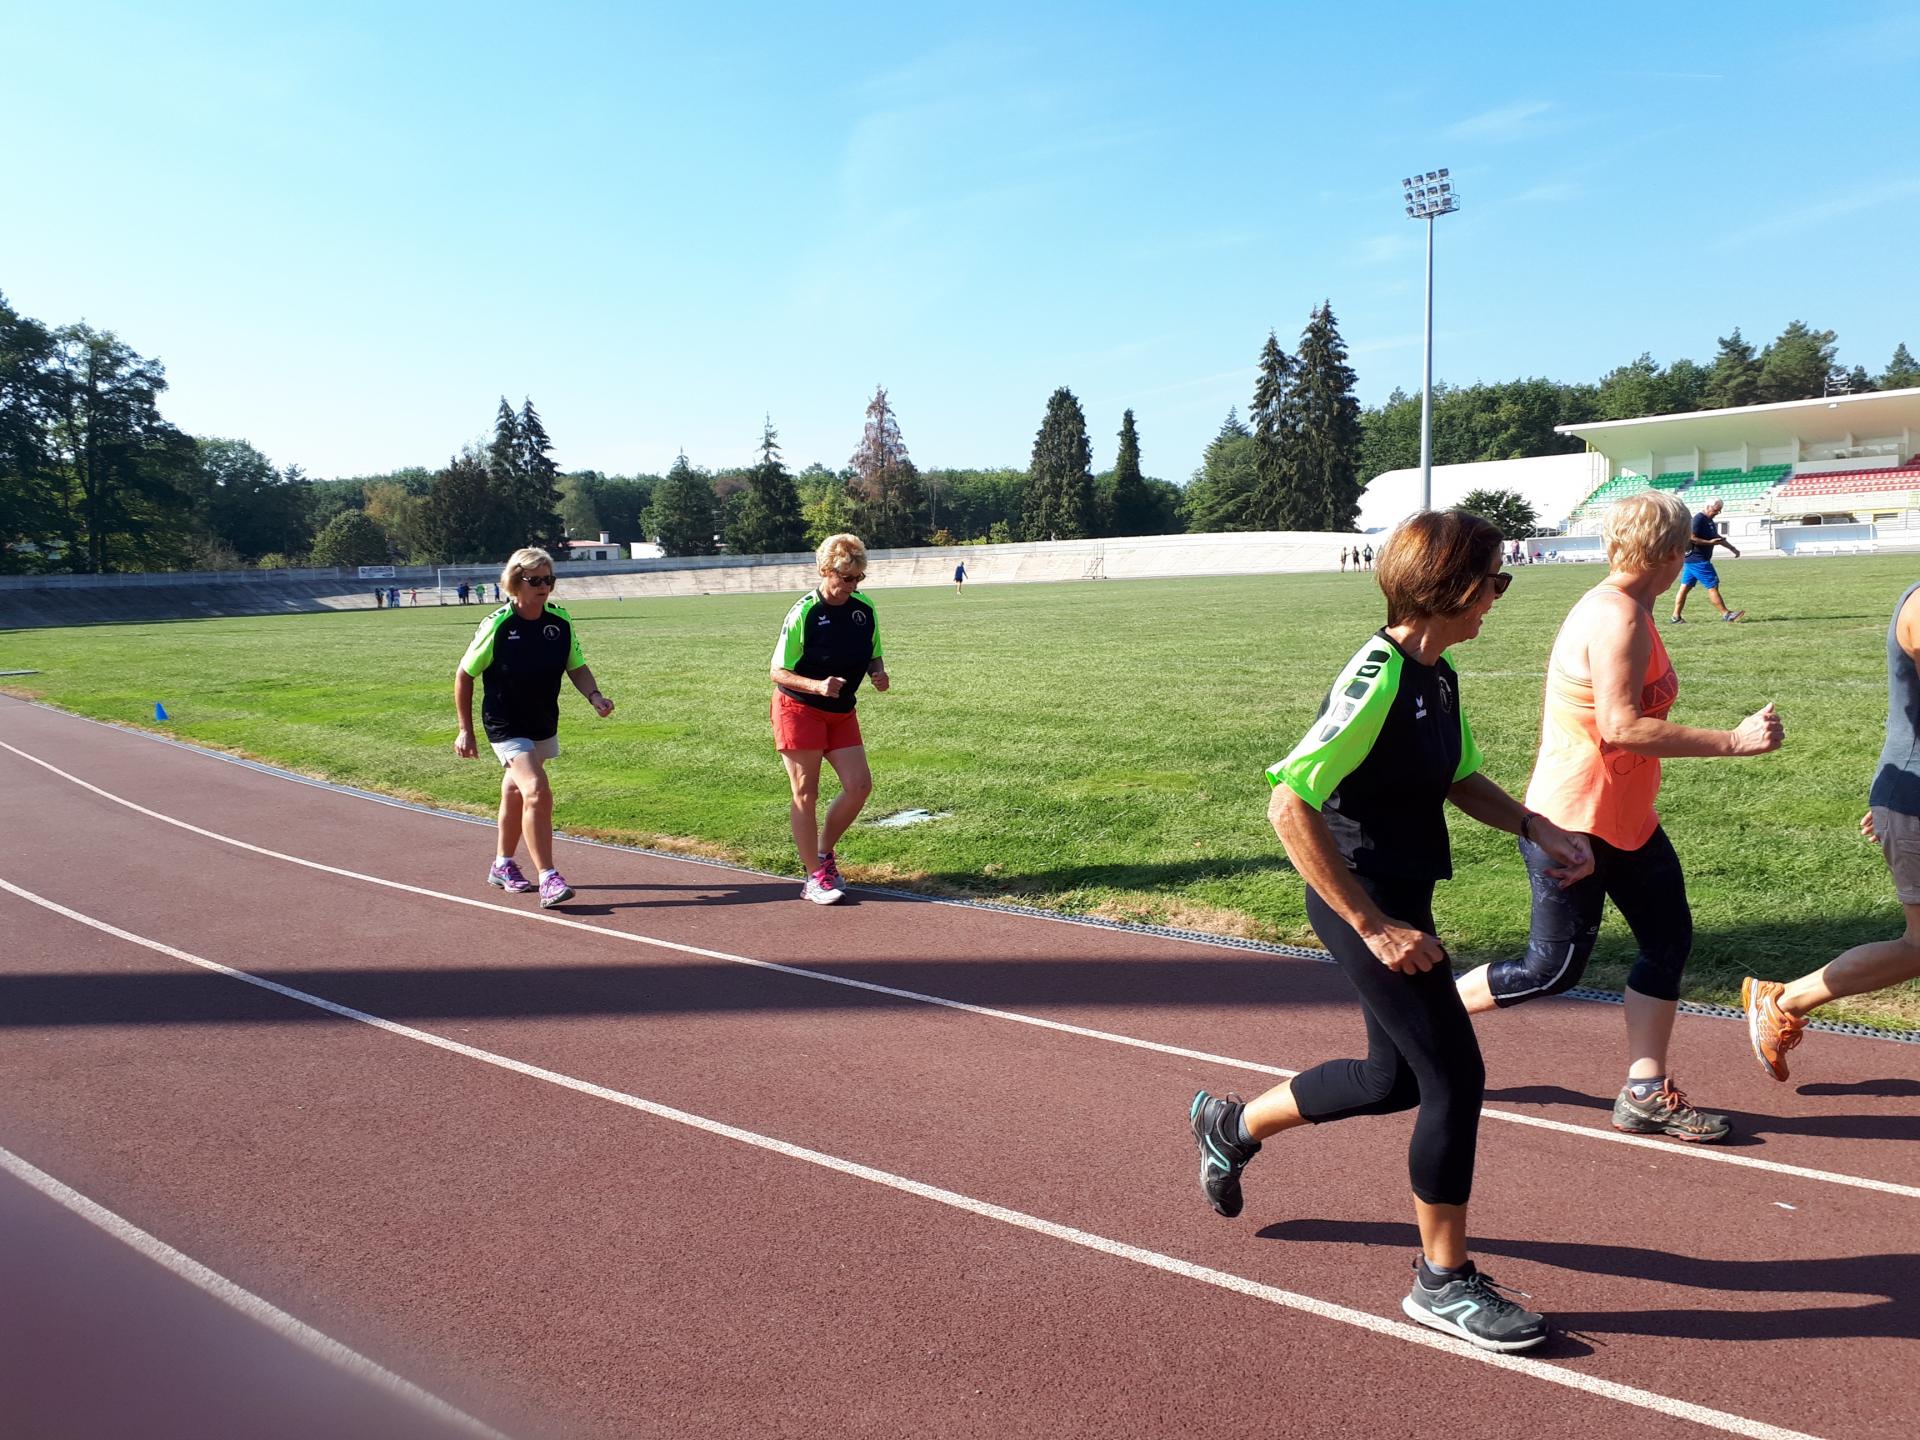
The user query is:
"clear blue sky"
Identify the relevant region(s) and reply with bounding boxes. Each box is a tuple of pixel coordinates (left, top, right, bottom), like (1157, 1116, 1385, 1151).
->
(6, 2, 1919, 485)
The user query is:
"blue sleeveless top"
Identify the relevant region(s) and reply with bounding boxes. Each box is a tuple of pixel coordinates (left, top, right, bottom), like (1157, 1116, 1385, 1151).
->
(1868, 581, 1920, 816)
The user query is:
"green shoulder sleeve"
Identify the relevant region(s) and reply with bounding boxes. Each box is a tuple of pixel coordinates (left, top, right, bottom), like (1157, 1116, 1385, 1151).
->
(459, 606, 513, 677)
(1266, 640, 1403, 809)
(854, 589, 882, 659)
(549, 603, 586, 669)
(773, 593, 815, 669)
(1453, 702, 1483, 783)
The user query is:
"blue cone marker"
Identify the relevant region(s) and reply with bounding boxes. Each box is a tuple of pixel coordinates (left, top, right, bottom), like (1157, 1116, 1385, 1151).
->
(154, 702, 169, 721)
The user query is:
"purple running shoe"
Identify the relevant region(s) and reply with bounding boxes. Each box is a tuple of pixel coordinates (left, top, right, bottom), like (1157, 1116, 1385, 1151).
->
(539, 871, 574, 908)
(488, 858, 534, 894)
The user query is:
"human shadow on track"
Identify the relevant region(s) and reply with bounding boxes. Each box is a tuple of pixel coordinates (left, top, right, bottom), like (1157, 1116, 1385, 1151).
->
(1484, 1083, 1920, 1145)
(0, 952, 1356, 1027)
(1260, 1219, 1920, 1342)
(558, 881, 798, 913)
(915, 855, 1296, 895)
(1798, 1077, 1920, 1098)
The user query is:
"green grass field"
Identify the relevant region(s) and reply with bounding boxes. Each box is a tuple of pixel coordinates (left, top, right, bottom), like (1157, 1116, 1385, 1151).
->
(6, 555, 1917, 1029)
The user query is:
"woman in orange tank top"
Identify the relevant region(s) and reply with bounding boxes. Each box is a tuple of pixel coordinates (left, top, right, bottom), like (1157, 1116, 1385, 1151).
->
(1454, 491, 1783, 1143)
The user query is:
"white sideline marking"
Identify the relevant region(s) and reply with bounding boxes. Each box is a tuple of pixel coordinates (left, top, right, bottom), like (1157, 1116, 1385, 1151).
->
(0, 1138, 510, 1440)
(0, 878, 1823, 1440)
(6, 736, 1920, 1203)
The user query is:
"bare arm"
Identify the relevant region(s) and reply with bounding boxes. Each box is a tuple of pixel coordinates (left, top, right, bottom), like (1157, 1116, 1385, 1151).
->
(1589, 598, 1780, 758)
(1268, 786, 1446, 974)
(453, 669, 478, 758)
(569, 665, 614, 717)
(772, 665, 846, 700)
(1446, 771, 1593, 883)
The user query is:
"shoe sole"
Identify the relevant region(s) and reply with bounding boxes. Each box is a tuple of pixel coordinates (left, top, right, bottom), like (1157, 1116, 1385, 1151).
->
(804, 888, 845, 906)
(539, 888, 574, 908)
(1742, 978, 1790, 1082)
(1400, 1295, 1547, 1352)
(487, 877, 534, 895)
(1610, 1120, 1731, 1143)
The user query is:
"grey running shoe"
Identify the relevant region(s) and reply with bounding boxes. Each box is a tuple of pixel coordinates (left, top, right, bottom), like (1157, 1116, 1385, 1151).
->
(1611, 1078, 1731, 1142)
(1402, 1260, 1548, 1352)
(1188, 1090, 1260, 1218)
(1724, 609, 1746, 623)
(1665, 613, 1685, 624)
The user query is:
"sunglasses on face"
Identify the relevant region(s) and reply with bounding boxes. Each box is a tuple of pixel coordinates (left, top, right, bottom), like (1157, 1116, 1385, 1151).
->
(833, 568, 865, 582)
(523, 574, 556, 588)
(1486, 571, 1513, 597)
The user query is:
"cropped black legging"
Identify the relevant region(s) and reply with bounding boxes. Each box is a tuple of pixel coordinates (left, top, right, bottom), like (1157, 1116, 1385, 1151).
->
(1292, 875, 1485, 1207)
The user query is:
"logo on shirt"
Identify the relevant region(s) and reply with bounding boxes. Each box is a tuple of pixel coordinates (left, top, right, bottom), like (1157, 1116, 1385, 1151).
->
(543, 623, 561, 642)
(852, 611, 868, 626)
(1415, 693, 1429, 719)
(1438, 674, 1455, 714)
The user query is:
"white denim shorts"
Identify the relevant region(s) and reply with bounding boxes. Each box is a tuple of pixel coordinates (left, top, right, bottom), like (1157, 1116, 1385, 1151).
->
(490, 735, 560, 768)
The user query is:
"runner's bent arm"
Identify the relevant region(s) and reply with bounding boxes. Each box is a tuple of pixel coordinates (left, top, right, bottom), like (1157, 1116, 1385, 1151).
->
(568, 664, 613, 716)
(1268, 788, 1444, 975)
(1589, 598, 1779, 757)
(1446, 772, 1593, 883)
(453, 669, 478, 757)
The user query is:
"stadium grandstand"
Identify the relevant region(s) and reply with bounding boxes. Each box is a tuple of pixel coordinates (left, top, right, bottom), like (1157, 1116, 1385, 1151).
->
(1360, 386, 1920, 557)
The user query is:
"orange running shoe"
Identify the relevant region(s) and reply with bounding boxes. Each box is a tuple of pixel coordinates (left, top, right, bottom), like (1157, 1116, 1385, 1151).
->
(1741, 977, 1806, 1082)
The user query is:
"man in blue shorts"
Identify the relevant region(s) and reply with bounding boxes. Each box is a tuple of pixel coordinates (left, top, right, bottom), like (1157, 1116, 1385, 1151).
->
(1669, 498, 1744, 624)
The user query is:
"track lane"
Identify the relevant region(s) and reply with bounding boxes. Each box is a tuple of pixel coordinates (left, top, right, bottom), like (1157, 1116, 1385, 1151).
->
(5, 749, 1915, 1436)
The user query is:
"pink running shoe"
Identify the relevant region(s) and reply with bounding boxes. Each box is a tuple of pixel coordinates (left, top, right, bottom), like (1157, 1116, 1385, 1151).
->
(539, 871, 574, 908)
(488, 858, 534, 894)
(802, 867, 844, 905)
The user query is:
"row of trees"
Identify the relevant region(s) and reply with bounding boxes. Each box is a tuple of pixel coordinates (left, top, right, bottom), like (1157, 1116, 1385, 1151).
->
(9, 282, 1918, 571)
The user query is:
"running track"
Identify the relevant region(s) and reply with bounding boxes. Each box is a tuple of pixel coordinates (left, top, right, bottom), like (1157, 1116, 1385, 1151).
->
(1, 695, 1915, 1440)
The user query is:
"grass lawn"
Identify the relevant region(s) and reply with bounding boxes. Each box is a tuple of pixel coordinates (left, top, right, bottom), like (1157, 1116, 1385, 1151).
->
(6, 554, 1918, 1030)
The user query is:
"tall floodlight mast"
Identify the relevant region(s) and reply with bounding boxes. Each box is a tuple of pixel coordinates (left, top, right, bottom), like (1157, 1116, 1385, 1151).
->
(1402, 169, 1459, 512)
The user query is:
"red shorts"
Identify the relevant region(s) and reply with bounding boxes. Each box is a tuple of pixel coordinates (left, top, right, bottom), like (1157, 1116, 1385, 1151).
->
(771, 690, 863, 753)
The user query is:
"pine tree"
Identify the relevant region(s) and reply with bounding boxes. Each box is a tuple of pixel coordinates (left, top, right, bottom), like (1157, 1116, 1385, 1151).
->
(1250, 330, 1301, 529)
(1703, 329, 1762, 410)
(1289, 303, 1363, 530)
(1881, 343, 1920, 390)
(515, 398, 566, 551)
(727, 416, 808, 556)
(649, 452, 717, 556)
(1757, 321, 1839, 404)
(847, 386, 922, 548)
(482, 397, 525, 555)
(1105, 409, 1155, 537)
(1021, 387, 1095, 540)
(422, 450, 498, 562)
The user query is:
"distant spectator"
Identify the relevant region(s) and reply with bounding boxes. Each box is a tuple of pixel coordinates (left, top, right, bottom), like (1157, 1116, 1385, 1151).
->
(954, 562, 967, 595)
(1362, 544, 1374, 571)
(373, 588, 383, 609)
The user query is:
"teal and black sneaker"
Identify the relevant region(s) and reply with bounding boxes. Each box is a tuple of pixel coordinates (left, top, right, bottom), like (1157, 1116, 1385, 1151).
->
(1188, 1090, 1260, 1218)
(1401, 1259, 1548, 1352)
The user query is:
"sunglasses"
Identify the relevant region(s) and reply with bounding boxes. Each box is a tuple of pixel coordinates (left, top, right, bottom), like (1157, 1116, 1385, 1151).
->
(1486, 571, 1513, 597)
(832, 568, 865, 581)
(523, 574, 556, 588)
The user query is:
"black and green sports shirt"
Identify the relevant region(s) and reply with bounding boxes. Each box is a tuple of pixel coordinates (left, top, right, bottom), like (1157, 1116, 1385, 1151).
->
(1267, 630, 1482, 881)
(460, 603, 586, 744)
(772, 588, 882, 714)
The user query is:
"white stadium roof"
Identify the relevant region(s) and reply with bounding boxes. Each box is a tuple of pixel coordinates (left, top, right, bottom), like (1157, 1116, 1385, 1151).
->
(1557, 386, 1920, 459)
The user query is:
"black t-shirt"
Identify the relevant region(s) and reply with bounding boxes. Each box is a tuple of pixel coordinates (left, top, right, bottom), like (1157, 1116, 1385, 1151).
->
(771, 589, 883, 714)
(1268, 630, 1483, 881)
(460, 604, 586, 743)
(1689, 511, 1718, 560)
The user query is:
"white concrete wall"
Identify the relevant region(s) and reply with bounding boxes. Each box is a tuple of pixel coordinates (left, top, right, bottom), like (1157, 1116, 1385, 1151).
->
(1359, 451, 1607, 533)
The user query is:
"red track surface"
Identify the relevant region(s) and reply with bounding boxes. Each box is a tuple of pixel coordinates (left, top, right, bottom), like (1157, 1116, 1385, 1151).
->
(2, 694, 1915, 1439)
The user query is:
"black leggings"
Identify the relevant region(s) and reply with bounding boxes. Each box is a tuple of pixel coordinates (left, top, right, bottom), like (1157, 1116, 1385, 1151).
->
(1487, 825, 1691, 1006)
(1292, 876, 1485, 1207)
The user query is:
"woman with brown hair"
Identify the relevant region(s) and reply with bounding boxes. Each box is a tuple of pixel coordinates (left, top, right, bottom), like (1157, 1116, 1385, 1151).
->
(1188, 509, 1592, 1351)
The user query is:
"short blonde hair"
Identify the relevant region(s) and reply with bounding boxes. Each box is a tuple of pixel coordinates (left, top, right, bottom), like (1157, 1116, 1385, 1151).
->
(1604, 492, 1690, 571)
(817, 533, 867, 578)
(501, 546, 555, 596)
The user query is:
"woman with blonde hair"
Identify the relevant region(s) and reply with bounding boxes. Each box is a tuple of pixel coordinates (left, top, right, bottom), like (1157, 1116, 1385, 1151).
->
(770, 533, 889, 904)
(1455, 490, 1782, 1138)
(454, 547, 614, 908)
(1190, 509, 1592, 1351)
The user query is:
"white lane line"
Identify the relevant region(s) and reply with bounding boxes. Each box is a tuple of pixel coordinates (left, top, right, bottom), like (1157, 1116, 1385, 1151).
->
(0, 1139, 511, 1440)
(6, 736, 1918, 1203)
(0, 878, 1822, 1440)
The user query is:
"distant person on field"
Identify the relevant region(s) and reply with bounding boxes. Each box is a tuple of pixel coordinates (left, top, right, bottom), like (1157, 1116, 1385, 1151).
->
(770, 533, 889, 906)
(1669, 498, 1744, 624)
(409, 588, 419, 605)
(389, 586, 399, 609)
(453, 547, 614, 910)
(1190, 510, 1591, 1353)
(373, 588, 383, 608)
(493, 582, 502, 603)
(954, 561, 967, 594)
(1455, 491, 1782, 1142)
(1339, 547, 1348, 573)
(456, 581, 468, 604)
(1743, 579, 1920, 1078)
(1362, 543, 1374, 571)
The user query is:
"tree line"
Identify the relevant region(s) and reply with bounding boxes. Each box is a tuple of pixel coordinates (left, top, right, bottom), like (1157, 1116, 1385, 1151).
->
(5, 283, 1914, 573)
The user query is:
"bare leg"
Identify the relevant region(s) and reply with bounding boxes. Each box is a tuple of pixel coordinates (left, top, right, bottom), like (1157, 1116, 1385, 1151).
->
(1415, 1201, 1469, 1270)
(1704, 584, 1733, 618)
(496, 767, 522, 859)
(818, 745, 874, 860)
(1782, 904, 1920, 1016)
(1672, 580, 1694, 618)
(1241, 1078, 1308, 1139)
(503, 753, 554, 872)
(1455, 964, 1496, 1014)
(780, 749, 824, 872)
(1623, 985, 1675, 1081)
